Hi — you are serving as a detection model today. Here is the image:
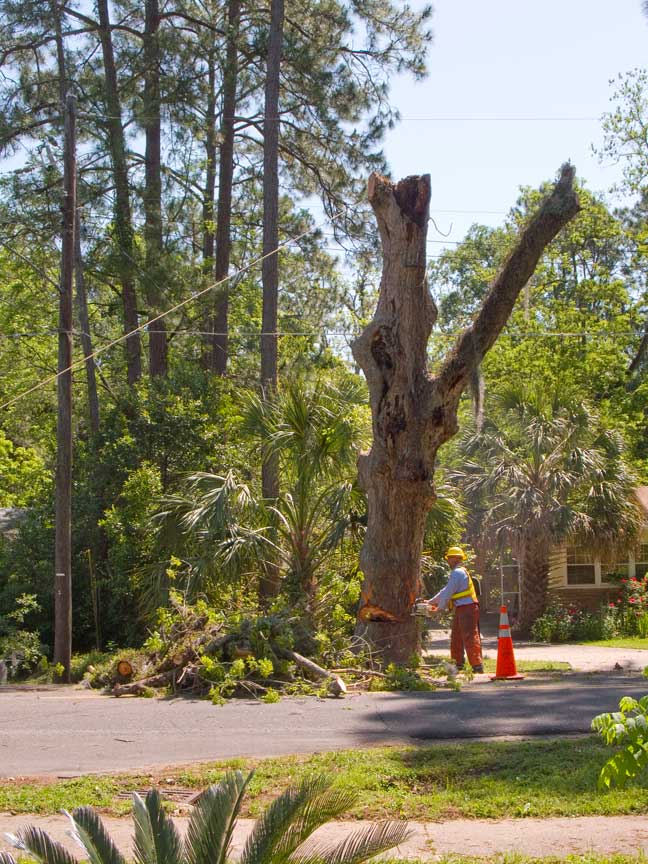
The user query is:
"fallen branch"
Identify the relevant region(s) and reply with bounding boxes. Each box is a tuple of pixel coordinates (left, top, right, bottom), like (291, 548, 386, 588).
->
(274, 646, 347, 697)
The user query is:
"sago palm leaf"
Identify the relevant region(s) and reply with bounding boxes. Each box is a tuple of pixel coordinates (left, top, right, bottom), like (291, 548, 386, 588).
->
(184, 770, 251, 864)
(67, 807, 126, 864)
(132, 790, 183, 864)
(0, 852, 17, 864)
(6, 827, 76, 864)
(240, 776, 355, 864)
(293, 820, 410, 864)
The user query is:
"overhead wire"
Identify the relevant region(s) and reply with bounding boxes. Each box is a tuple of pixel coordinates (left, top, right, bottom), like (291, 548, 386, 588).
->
(0, 206, 351, 412)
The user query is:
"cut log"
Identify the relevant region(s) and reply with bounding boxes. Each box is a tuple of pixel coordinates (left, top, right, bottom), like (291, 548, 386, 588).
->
(274, 646, 347, 697)
(113, 668, 176, 696)
(116, 659, 134, 679)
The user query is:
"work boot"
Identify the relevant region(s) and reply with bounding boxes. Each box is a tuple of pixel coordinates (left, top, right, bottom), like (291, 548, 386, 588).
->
(471, 664, 484, 673)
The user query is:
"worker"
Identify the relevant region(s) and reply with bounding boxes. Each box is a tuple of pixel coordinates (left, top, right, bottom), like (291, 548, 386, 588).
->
(426, 546, 484, 673)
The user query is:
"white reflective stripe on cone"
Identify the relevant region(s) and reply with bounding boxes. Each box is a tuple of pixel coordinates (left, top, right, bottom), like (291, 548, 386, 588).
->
(499, 628, 512, 639)
(499, 613, 510, 626)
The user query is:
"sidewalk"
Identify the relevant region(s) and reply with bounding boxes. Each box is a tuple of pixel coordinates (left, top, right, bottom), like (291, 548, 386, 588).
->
(425, 627, 648, 673)
(2, 812, 648, 859)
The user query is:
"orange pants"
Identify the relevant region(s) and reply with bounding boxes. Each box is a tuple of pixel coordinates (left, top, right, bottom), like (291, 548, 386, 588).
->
(450, 603, 482, 669)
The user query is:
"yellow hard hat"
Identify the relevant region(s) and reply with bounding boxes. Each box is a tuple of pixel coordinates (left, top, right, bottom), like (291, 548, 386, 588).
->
(445, 546, 466, 560)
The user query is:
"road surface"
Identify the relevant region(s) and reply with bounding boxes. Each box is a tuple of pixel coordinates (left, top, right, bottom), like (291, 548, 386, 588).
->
(0, 675, 646, 777)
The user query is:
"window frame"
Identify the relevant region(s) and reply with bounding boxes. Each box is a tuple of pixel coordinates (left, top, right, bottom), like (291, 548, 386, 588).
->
(560, 539, 647, 588)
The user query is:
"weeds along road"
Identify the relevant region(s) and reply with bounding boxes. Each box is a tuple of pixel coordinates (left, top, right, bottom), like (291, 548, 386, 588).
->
(0, 676, 646, 777)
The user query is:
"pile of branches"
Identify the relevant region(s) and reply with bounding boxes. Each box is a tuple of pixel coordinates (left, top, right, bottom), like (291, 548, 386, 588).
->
(95, 598, 349, 700)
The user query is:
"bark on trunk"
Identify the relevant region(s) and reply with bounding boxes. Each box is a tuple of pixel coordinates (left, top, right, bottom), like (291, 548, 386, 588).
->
(205, 0, 240, 375)
(143, 0, 167, 377)
(259, 0, 284, 600)
(353, 167, 579, 665)
(97, 0, 142, 385)
(74, 210, 100, 437)
(200, 45, 218, 370)
(517, 530, 550, 635)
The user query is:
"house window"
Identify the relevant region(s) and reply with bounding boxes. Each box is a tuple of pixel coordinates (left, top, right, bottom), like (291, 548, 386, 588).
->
(636, 544, 648, 579)
(566, 545, 596, 585)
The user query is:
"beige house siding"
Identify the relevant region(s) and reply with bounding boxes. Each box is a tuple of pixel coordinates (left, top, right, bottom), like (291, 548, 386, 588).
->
(547, 528, 648, 610)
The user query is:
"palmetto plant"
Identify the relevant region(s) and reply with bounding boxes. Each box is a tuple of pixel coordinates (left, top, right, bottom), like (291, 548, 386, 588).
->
(2, 772, 408, 864)
(148, 380, 368, 612)
(452, 386, 640, 633)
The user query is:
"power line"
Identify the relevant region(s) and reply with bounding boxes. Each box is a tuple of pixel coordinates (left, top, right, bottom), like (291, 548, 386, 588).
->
(0, 207, 351, 412)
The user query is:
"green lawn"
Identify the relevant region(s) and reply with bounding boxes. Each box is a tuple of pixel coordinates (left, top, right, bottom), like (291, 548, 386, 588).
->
(2, 737, 647, 820)
(574, 638, 648, 650)
(426, 654, 571, 674)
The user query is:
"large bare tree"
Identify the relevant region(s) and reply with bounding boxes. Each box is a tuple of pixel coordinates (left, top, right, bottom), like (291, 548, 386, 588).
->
(353, 166, 580, 664)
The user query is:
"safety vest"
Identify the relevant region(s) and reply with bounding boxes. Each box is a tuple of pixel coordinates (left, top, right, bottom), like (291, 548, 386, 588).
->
(448, 571, 478, 610)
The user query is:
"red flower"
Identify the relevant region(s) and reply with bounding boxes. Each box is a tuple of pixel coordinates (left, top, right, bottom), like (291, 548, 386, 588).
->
(629, 597, 636, 603)
(631, 577, 638, 582)
(609, 603, 616, 608)
(621, 578, 628, 583)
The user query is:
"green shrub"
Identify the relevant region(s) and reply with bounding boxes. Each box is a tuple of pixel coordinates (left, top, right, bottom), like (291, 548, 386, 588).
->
(592, 694, 648, 789)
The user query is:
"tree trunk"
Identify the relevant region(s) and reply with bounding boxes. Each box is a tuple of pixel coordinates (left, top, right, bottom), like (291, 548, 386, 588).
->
(74, 210, 100, 437)
(200, 45, 218, 370)
(54, 94, 76, 683)
(259, 0, 284, 600)
(353, 167, 579, 665)
(143, 0, 167, 377)
(97, 0, 142, 386)
(204, 0, 240, 375)
(516, 530, 550, 635)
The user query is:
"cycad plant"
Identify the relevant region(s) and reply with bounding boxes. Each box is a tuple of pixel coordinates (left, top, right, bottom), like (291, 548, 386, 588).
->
(2, 772, 408, 864)
(452, 386, 640, 633)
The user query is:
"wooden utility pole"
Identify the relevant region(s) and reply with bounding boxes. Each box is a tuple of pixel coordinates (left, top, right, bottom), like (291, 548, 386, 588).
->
(353, 166, 579, 664)
(54, 93, 76, 682)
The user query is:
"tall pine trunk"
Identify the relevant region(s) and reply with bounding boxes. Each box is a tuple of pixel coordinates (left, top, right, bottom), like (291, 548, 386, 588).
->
(97, 0, 142, 386)
(353, 168, 579, 665)
(203, 0, 240, 374)
(143, 0, 167, 377)
(259, 0, 284, 599)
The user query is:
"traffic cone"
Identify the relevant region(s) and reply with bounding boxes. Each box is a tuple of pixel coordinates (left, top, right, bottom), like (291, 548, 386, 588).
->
(490, 605, 524, 680)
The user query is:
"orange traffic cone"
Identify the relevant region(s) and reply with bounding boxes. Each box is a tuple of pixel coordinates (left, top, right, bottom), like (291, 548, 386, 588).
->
(490, 605, 524, 680)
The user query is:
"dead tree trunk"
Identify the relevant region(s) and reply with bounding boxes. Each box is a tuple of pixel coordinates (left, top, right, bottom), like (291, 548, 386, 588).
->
(353, 166, 579, 665)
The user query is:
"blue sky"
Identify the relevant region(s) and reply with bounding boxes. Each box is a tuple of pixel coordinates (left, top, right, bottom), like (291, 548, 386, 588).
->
(379, 0, 648, 246)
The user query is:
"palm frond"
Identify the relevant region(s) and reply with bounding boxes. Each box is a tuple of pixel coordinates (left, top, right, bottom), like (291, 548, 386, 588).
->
(8, 827, 77, 864)
(185, 771, 251, 864)
(0, 852, 18, 864)
(293, 820, 410, 864)
(240, 776, 355, 864)
(68, 807, 126, 864)
(132, 790, 183, 864)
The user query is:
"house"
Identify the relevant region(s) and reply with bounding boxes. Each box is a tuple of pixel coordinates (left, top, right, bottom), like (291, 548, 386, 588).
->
(479, 487, 648, 613)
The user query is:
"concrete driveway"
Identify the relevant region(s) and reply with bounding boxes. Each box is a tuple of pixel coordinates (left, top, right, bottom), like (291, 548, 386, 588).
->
(426, 627, 648, 672)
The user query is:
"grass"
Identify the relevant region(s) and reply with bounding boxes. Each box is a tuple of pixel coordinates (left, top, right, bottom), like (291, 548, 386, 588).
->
(573, 638, 648, 650)
(426, 654, 571, 674)
(481, 658, 571, 673)
(2, 737, 648, 820)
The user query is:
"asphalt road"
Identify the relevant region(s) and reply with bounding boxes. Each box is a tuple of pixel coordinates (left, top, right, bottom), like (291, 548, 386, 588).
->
(1, 675, 646, 777)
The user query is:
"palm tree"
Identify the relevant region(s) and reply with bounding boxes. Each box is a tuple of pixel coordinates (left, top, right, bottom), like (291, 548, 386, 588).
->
(148, 379, 368, 614)
(451, 386, 640, 634)
(2, 771, 408, 864)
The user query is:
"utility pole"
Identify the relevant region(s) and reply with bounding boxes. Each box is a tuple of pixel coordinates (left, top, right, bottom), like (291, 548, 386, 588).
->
(54, 93, 76, 682)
